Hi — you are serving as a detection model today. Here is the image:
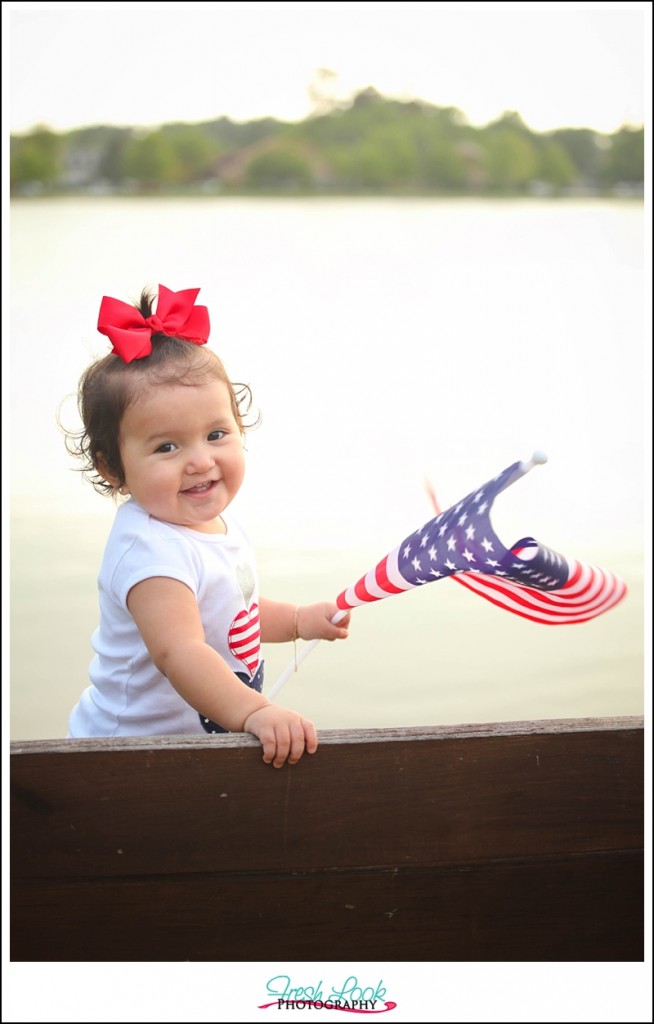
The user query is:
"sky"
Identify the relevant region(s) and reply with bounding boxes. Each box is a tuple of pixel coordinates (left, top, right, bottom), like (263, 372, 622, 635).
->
(4, 1, 650, 137)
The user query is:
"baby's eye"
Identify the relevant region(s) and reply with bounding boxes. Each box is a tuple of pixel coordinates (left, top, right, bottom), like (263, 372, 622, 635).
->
(155, 442, 177, 454)
(208, 430, 226, 441)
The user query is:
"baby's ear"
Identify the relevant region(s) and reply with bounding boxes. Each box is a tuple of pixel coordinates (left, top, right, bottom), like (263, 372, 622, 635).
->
(95, 452, 126, 493)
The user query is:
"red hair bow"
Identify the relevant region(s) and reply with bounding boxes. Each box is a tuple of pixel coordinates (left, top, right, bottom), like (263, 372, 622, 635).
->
(97, 284, 210, 363)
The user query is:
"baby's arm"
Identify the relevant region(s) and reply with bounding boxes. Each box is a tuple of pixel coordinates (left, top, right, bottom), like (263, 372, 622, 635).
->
(127, 577, 316, 767)
(259, 598, 351, 643)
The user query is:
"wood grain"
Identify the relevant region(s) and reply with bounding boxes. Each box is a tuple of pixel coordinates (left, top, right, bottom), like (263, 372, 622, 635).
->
(11, 718, 644, 961)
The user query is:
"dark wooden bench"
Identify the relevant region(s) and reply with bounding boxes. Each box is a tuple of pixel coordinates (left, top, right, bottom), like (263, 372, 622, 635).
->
(11, 716, 644, 961)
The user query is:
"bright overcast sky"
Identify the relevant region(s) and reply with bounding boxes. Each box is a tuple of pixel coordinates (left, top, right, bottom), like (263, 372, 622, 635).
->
(4, 1, 650, 135)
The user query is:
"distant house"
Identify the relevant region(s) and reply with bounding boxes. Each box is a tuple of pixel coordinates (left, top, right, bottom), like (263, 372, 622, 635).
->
(60, 140, 105, 189)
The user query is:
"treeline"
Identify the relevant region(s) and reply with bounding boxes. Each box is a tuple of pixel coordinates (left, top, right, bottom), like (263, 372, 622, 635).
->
(10, 87, 644, 197)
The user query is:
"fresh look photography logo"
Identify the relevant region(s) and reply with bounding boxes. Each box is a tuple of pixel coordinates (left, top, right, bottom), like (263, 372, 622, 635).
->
(259, 975, 397, 1013)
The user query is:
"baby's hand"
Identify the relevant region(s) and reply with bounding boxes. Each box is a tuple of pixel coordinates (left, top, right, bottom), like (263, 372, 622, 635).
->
(297, 602, 351, 641)
(243, 705, 318, 768)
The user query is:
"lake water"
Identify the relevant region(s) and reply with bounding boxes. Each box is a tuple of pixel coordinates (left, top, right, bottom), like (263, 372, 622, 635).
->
(7, 196, 646, 739)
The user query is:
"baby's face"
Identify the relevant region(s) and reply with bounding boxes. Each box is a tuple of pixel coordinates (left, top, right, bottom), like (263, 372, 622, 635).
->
(117, 378, 245, 533)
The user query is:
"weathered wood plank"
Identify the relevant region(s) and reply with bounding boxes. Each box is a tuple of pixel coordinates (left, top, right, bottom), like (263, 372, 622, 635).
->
(11, 718, 644, 962)
(11, 852, 643, 962)
(10, 715, 643, 755)
(11, 720, 643, 879)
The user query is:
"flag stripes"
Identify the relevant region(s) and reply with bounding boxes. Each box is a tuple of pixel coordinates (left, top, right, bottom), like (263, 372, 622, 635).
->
(335, 460, 627, 625)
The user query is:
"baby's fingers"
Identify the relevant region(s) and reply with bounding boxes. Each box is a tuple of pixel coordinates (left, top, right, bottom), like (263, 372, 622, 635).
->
(258, 721, 288, 767)
(264, 718, 318, 768)
(288, 717, 318, 762)
(327, 607, 351, 640)
(245, 706, 318, 767)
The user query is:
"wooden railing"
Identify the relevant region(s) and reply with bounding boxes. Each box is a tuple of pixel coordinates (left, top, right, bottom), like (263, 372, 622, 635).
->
(11, 716, 644, 961)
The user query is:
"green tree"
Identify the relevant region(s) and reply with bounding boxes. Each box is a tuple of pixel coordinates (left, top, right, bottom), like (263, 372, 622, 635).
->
(549, 128, 604, 181)
(536, 138, 577, 188)
(245, 149, 312, 189)
(482, 115, 539, 190)
(9, 90, 644, 197)
(10, 127, 62, 189)
(160, 124, 220, 183)
(331, 141, 389, 189)
(395, 105, 470, 189)
(602, 127, 644, 185)
(121, 130, 178, 187)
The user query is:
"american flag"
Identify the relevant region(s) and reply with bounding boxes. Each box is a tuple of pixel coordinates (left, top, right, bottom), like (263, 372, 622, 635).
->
(335, 459, 627, 625)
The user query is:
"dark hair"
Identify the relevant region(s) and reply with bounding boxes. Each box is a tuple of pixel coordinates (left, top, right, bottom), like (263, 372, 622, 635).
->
(65, 288, 257, 496)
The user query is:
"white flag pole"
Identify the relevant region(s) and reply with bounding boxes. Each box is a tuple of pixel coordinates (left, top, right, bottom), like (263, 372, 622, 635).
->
(269, 453, 547, 701)
(268, 609, 348, 701)
(497, 449, 548, 493)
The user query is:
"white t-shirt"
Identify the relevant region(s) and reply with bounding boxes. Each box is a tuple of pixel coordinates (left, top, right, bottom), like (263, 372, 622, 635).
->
(68, 500, 262, 737)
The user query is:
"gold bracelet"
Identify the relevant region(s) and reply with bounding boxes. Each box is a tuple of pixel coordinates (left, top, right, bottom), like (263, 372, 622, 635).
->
(292, 606, 300, 671)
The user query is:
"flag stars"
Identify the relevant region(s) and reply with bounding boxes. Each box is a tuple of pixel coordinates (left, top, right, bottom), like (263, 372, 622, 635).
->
(335, 460, 620, 622)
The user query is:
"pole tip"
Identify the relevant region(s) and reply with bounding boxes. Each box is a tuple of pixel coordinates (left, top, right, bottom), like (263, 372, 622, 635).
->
(531, 450, 548, 465)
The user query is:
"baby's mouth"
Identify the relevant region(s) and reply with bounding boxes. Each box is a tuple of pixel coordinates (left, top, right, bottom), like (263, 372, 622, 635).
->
(183, 480, 216, 494)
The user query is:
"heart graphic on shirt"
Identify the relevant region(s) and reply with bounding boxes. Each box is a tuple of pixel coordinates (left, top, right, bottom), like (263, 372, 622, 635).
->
(228, 602, 260, 676)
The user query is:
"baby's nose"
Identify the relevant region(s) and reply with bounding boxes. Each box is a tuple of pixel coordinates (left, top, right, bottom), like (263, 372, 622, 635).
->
(186, 443, 214, 472)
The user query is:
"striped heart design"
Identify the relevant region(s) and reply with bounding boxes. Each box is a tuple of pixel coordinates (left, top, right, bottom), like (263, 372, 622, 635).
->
(228, 603, 260, 676)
